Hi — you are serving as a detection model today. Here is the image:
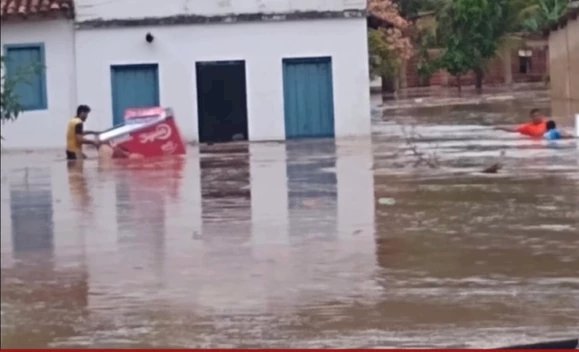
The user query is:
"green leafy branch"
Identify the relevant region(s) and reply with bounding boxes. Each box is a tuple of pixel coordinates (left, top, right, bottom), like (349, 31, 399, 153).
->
(1, 55, 44, 140)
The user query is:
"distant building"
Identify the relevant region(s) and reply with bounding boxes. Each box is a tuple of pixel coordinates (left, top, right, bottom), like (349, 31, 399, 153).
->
(403, 39, 549, 89)
(547, 1, 579, 125)
(1, 0, 371, 149)
(373, 11, 550, 91)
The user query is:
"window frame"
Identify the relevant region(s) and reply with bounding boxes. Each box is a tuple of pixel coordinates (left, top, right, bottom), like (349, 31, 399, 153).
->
(3, 43, 48, 111)
(518, 56, 532, 75)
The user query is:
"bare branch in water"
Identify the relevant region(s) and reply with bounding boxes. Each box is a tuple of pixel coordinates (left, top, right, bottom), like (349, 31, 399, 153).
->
(400, 124, 440, 169)
(400, 124, 505, 173)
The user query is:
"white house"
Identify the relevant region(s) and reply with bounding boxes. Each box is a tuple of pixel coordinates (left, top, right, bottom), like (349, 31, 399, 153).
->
(1, 0, 77, 149)
(2, 0, 371, 148)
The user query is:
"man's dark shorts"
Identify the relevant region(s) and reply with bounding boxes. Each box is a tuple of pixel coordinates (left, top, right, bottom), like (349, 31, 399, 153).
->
(66, 151, 77, 160)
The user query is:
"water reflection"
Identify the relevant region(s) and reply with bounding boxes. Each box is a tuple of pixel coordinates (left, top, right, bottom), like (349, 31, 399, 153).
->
(286, 140, 338, 241)
(2, 167, 88, 348)
(250, 143, 290, 245)
(10, 168, 54, 255)
(1, 118, 578, 348)
(115, 169, 165, 291)
(68, 161, 92, 212)
(200, 144, 252, 244)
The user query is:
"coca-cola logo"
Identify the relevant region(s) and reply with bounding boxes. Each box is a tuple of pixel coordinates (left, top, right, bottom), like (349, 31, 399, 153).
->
(139, 124, 172, 144)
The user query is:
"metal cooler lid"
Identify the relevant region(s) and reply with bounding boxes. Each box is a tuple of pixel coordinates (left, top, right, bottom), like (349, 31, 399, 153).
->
(99, 115, 165, 142)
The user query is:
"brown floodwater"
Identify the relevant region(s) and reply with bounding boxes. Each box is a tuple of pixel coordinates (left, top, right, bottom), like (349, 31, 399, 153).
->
(1, 93, 578, 348)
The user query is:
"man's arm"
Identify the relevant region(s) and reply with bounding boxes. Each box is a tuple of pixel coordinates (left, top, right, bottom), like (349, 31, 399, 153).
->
(495, 126, 519, 133)
(75, 124, 100, 147)
(77, 134, 100, 147)
(83, 130, 100, 136)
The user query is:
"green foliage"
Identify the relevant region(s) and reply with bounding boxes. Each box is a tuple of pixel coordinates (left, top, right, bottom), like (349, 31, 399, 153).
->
(395, 0, 441, 17)
(404, 0, 568, 91)
(1, 55, 43, 129)
(436, 0, 511, 87)
(1, 56, 22, 125)
(415, 30, 439, 82)
(439, 37, 472, 79)
(368, 29, 399, 80)
(514, 0, 569, 33)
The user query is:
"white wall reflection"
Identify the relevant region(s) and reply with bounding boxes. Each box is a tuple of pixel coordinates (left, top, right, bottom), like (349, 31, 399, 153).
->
(114, 141, 379, 316)
(9, 167, 54, 258)
(2, 143, 379, 331)
(250, 143, 290, 246)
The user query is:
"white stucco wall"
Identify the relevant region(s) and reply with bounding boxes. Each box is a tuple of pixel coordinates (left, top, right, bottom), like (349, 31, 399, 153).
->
(75, 0, 366, 22)
(74, 18, 371, 142)
(1, 20, 76, 149)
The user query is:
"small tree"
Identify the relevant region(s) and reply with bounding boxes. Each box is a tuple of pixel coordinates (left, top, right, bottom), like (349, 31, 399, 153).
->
(440, 37, 473, 94)
(1, 56, 22, 125)
(368, 28, 413, 85)
(1, 55, 42, 140)
(414, 30, 439, 86)
(368, 0, 413, 93)
(437, 0, 510, 93)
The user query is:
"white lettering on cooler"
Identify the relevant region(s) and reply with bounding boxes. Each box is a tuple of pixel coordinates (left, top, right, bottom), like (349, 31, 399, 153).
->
(139, 123, 172, 144)
(161, 141, 177, 154)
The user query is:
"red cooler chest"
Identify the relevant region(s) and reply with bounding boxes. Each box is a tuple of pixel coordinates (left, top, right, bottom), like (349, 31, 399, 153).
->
(98, 107, 186, 158)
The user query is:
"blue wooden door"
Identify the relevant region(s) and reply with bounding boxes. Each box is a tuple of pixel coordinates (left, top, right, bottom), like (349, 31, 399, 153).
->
(283, 57, 335, 139)
(111, 64, 160, 126)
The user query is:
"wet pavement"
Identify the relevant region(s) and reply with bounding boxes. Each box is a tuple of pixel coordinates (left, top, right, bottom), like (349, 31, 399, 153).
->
(1, 93, 578, 348)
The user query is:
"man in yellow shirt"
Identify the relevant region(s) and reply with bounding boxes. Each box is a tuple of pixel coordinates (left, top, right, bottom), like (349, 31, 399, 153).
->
(66, 105, 101, 160)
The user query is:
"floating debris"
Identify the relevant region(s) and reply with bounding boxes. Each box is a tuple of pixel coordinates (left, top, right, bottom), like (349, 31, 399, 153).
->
(378, 197, 396, 206)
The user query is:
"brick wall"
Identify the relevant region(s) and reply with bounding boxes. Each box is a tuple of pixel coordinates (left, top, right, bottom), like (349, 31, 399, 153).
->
(403, 45, 548, 88)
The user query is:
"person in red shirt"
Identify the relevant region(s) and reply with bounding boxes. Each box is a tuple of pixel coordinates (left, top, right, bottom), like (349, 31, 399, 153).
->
(497, 108, 548, 138)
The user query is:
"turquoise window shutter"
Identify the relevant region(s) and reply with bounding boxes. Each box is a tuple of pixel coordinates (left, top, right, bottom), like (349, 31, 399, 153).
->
(4, 43, 47, 111)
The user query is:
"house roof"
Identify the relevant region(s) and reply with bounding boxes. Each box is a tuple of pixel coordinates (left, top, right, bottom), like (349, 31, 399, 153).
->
(0, 0, 74, 21)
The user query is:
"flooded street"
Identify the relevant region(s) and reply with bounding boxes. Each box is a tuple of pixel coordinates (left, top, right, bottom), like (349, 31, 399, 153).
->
(1, 93, 578, 348)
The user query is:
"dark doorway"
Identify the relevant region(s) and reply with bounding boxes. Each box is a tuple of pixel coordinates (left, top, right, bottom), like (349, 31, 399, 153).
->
(196, 61, 249, 143)
(518, 49, 533, 74)
(519, 56, 532, 74)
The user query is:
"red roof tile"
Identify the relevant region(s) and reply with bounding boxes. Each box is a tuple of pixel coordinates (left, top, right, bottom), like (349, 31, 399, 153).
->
(0, 0, 74, 20)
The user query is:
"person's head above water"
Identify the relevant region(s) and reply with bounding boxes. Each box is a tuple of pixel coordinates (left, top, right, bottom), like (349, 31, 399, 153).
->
(529, 108, 545, 124)
(546, 120, 557, 131)
(76, 105, 91, 121)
